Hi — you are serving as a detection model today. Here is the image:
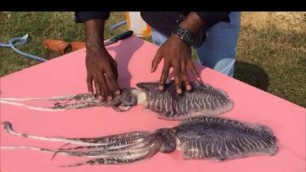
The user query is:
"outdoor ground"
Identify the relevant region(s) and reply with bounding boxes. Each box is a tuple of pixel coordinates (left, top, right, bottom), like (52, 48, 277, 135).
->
(0, 12, 305, 107)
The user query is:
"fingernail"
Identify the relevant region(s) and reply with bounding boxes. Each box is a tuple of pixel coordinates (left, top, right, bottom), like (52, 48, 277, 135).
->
(186, 84, 192, 91)
(107, 96, 113, 101)
(158, 85, 164, 91)
(98, 95, 103, 101)
(176, 88, 182, 94)
(115, 90, 121, 96)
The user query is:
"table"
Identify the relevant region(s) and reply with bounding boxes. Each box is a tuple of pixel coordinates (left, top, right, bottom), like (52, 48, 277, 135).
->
(1, 36, 305, 172)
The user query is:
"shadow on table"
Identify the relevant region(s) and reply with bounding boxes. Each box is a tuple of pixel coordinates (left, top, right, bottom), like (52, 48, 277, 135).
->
(234, 61, 270, 91)
(107, 36, 144, 87)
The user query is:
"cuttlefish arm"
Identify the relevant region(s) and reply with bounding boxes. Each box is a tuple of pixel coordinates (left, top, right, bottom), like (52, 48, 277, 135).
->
(1, 121, 149, 146)
(1, 121, 164, 167)
(0, 93, 104, 111)
(0, 88, 138, 112)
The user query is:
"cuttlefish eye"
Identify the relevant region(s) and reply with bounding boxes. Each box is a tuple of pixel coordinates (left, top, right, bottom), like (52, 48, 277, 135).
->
(154, 128, 176, 153)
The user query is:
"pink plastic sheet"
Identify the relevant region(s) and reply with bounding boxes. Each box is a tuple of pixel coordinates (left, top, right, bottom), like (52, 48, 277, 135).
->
(1, 36, 305, 172)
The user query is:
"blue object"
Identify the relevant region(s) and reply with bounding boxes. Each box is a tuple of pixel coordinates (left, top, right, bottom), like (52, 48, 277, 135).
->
(0, 34, 48, 62)
(110, 20, 127, 32)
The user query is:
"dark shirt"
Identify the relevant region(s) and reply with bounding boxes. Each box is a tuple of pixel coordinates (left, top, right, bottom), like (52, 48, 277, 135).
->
(75, 11, 230, 37)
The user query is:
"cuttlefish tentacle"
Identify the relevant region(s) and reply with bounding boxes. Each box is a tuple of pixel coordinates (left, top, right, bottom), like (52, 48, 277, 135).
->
(0, 93, 100, 111)
(0, 93, 97, 111)
(0, 94, 80, 101)
(60, 134, 163, 167)
(1, 146, 58, 154)
(0, 88, 138, 112)
(57, 135, 149, 151)
(0, 100, 68, 111)
(1, 144, 161, 166)
(51, 135, 155, 160)
(53, 134, 158, 158)
(0, 135, 158, 159)
(1, 121, 164, 167)
(2, 121, 149, 146)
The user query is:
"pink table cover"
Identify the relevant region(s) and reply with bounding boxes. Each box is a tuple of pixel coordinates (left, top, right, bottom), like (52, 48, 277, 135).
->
(1, 36, 305, 172)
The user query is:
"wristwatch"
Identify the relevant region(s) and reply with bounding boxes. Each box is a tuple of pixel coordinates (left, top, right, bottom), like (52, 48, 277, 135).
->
(172, 26, 205, 48)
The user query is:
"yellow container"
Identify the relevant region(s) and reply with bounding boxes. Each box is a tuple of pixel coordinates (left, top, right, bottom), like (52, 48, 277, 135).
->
(125, 12, 151, 38)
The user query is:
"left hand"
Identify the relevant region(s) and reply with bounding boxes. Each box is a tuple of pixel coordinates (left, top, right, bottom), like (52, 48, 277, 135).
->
(150, 33, 202, 94)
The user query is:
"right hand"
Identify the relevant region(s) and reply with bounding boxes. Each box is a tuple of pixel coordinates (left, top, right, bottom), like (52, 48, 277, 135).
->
(84, 19, 121, 101)
(86, 47, 121, 101)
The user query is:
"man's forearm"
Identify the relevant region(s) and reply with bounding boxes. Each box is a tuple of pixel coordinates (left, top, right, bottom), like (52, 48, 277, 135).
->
(175, 12, 230, 47)
(84, 19, 106, 51)
(179, 12, 230, 35)
(193, 12, 230, 29)
(179, 12, 204, 35)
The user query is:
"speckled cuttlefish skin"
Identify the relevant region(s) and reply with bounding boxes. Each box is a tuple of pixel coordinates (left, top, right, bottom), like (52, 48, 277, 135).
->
(134, 81, 233, 120)
(1, 116, 278, 167)
(0, 81, 233, 120)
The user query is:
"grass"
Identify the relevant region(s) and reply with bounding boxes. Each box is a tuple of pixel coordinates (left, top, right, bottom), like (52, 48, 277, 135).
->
(0, 12, 305, 107)
(235, 12, 306, 107)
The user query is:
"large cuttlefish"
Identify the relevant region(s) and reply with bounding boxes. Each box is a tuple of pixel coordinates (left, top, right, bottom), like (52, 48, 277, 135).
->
(1, 116, 278, 167)
(0, 81, 233, 120)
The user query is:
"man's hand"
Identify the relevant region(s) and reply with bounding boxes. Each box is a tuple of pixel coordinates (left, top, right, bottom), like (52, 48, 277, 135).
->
(84, 19, 120, 100)
(86, 47, 120, 100)
(150, 12, 204, 94)
(151, 34, 201, 94)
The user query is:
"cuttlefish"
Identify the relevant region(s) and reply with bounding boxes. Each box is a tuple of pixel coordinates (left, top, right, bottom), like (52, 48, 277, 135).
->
(0, 81, 233, 120)
(1, 116, 278, 167)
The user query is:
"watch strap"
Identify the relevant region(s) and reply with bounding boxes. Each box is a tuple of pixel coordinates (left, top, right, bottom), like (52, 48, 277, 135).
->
(172, 26, 195, 47)
(172, 26, 206, 48)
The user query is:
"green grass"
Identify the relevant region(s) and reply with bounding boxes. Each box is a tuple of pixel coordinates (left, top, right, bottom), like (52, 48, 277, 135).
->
(1, 12, 305, 107)
(0, 12, 127, 75)
(235, 20, 306, 107)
